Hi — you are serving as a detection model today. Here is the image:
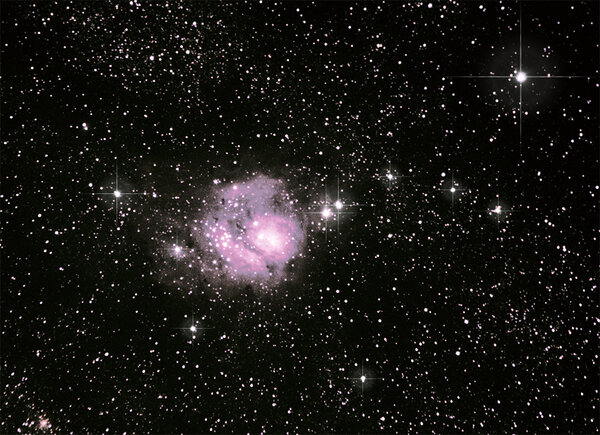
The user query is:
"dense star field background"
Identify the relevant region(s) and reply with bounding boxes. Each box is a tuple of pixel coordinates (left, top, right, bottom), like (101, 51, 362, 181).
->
(1, 1, 599, 433)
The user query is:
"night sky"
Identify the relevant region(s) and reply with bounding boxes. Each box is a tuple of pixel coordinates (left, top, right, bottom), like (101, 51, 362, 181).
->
(1, 1, 599, 433)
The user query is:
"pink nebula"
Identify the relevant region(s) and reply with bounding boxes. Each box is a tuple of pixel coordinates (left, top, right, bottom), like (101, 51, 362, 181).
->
(201, 176, 304, 281)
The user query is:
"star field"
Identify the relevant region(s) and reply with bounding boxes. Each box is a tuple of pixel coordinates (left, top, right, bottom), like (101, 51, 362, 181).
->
(1, 1, 599, 433)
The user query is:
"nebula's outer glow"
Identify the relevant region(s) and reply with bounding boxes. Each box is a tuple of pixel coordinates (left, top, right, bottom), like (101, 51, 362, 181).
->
(200, 175, 304, 282)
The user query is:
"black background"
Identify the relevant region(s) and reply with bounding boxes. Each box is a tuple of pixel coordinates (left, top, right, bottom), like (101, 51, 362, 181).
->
(2, 1, 598, 433)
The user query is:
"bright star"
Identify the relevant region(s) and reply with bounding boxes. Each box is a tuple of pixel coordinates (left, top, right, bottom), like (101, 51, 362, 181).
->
(334, 200, 343, 210)
(190, 325, 197, 333)
(386, 173, 394, 180)
(450, 187, 456, 193)
(515, 71, 527, 83)
(322, 208, 333, 218)
(360, 375, 366, 383)
(113, 190, 122, 198)
(493, 205, 502, 214)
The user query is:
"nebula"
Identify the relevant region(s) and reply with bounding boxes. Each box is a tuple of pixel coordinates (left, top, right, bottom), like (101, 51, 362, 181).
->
(199, 175, 304, 283)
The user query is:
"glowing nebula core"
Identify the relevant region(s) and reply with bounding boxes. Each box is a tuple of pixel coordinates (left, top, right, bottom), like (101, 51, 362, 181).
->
(201, 175, 304, 282)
